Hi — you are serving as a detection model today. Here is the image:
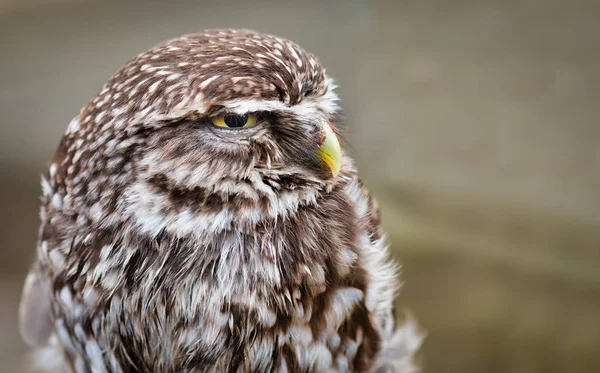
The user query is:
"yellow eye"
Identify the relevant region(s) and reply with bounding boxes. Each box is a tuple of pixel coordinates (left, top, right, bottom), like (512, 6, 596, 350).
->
(211, 114, 257, 128)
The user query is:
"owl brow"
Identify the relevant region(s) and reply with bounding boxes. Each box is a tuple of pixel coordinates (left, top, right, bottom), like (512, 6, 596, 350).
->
(196, 104, 271, 119)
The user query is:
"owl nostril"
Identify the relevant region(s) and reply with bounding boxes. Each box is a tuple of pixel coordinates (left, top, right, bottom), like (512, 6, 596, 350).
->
(308, 123, 323, 137)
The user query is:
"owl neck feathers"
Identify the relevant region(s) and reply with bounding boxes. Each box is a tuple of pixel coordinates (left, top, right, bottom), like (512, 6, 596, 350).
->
(122, 167, 341, 241)
(52, 171, 364, 315)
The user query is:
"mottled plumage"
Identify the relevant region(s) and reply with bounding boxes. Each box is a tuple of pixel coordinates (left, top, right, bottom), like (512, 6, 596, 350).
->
(19, 29, 422, 373)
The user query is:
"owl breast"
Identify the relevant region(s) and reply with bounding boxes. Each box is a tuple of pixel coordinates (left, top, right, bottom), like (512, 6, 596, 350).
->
(46, 177, 395, 373)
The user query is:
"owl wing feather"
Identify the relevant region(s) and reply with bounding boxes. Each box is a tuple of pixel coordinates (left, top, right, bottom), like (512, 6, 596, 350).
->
(19, 262, 54, 347)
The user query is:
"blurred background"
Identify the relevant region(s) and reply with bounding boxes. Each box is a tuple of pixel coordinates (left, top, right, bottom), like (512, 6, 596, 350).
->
(1, 0, 599, 372)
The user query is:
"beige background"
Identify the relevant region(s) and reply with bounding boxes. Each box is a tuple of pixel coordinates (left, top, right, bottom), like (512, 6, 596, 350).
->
(1, 0, 599, 372)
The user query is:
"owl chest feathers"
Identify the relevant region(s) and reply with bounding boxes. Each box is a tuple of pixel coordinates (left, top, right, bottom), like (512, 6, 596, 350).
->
(44, 176, 395, 372)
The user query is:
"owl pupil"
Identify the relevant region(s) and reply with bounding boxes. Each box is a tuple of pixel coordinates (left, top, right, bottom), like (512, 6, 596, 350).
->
(224, 114, 248, 128)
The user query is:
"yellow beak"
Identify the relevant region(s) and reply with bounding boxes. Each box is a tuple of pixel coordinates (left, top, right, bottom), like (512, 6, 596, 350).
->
(317, 124, 342, 178)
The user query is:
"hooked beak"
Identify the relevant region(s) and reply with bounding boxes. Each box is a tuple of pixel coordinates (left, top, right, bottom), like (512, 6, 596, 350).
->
(316, 123, 342, 178)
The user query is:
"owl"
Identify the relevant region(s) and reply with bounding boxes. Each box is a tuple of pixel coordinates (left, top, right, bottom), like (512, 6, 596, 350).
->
(18, 29, 422, 373)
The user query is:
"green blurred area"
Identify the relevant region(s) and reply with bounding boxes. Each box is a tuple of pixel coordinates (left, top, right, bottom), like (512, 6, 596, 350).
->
(1, 0, 599, 372)
(382, 185, 600, 373)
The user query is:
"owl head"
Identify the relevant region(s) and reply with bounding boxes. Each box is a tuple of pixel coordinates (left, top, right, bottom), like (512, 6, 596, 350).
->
(52, 29, 349, 238)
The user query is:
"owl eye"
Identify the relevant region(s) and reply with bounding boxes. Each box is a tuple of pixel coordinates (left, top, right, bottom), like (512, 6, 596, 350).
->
(211, 114, 257, 128)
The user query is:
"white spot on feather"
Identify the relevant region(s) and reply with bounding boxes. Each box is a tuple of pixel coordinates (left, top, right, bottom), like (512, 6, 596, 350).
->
(199, 75, 219, 89)
(59, 287, 73, 307)
(325, 288, 364, 331)
(48, 163, 57, 178)
(41, 176, 53, 197)
(85, 340, 106, 373)
(66, 117, 80, 134)
(52, 193, 62, 210)
(148, 80, 162, 93)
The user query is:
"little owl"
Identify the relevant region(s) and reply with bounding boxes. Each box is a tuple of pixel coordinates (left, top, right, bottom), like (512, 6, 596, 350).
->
(18, 29, 422, 373)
